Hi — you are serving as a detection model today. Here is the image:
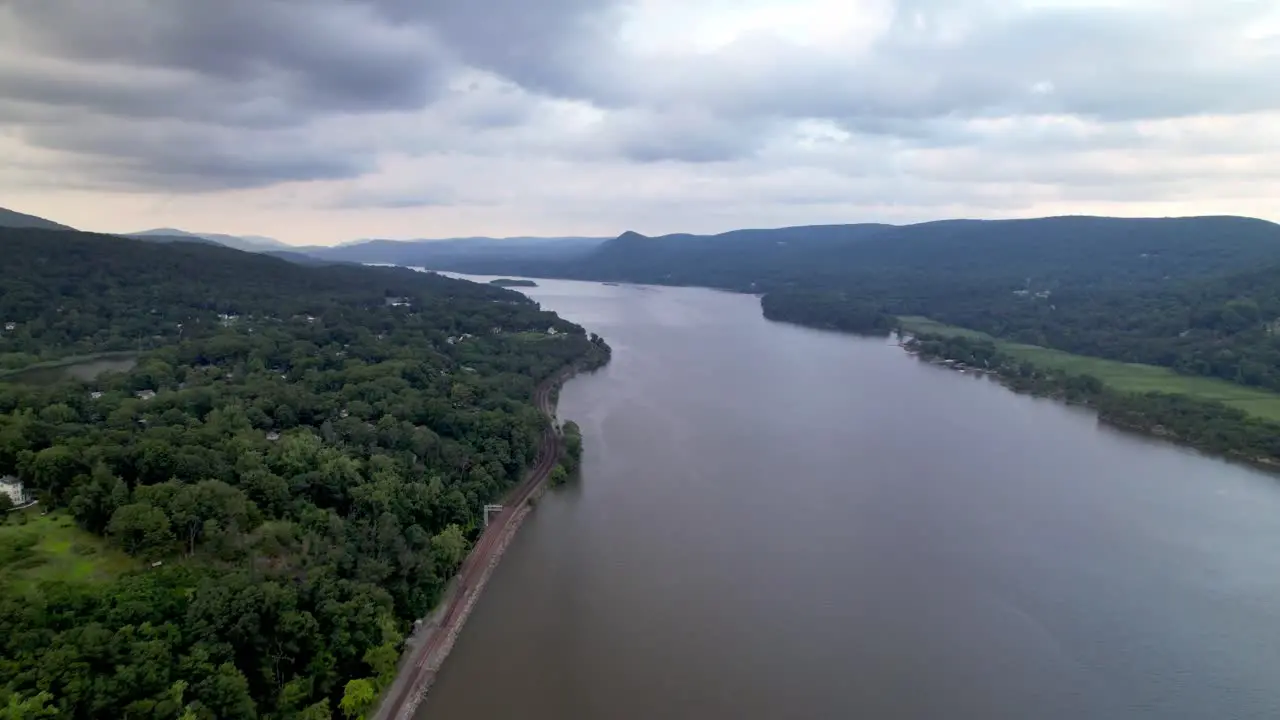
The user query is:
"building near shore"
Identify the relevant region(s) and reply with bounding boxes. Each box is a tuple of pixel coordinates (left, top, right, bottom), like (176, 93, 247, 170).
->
(1, 476, 30, 506)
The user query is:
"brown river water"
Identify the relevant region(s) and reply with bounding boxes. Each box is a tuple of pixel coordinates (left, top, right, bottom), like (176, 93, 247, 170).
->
(420, 276, 1280, 720)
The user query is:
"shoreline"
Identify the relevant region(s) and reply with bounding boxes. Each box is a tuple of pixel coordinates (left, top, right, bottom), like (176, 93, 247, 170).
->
(373, 364, 588, 720)
(906, 346, 1280, 474)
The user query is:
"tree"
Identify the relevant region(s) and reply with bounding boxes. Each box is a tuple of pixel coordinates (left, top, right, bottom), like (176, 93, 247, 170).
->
(107, 502, 173, 557)
(562, 420, 583, 471)
(0, 224, 611, 720)
(0, 692, 57, 720)
(69, 463, 129, 533)
(363, 643, 399, 686)
(191, 664, 256, 720)
(296, 700, 332, 720)
(429, 524, 469, 576)
(339, 678, 376, 720)
(550, 464, 568, 486)
(20, 445, 82, 503)
(168, 480, 255, 556)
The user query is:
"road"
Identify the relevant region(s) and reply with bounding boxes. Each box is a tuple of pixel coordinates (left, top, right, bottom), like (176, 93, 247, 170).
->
(374, 372, 568, 720)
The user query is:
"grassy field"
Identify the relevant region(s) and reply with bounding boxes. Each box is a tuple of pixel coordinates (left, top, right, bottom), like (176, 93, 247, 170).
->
(898, 316, 1280, 422)
(0, 510, 135, 591)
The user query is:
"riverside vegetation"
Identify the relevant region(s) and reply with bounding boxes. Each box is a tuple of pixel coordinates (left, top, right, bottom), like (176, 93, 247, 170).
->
(399, 215, 1280, 466)
(905, 333, 1280, 467)
(0, 227, 609, 720)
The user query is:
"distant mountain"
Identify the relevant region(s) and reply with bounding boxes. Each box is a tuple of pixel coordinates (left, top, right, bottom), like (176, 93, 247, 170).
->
(564, 223, 894, 286)
(307, 236, 609, 269)
(129, 228, 292, 253)
(0, 207, 74, 231)
(422, 214, 1280, 407)
(129, 232, 223, 247)
(262, 249, 337, 266)
(474, 216, 1280, 292)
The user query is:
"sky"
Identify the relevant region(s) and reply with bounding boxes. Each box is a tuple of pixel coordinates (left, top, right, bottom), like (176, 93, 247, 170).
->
(1, 0, 1278, 246)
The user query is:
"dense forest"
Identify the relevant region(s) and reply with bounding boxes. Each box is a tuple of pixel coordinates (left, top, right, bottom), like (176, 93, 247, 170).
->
(0, 228, 609, 719)
(909, 265, 1280, 392)
(759, 291, 892, 336)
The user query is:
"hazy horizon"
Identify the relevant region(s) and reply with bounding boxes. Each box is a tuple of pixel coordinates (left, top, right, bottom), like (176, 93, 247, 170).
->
(17, 211, 1280, 250)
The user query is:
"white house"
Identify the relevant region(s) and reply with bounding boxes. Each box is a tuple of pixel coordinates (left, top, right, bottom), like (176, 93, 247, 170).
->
(1, 476, 29, 506)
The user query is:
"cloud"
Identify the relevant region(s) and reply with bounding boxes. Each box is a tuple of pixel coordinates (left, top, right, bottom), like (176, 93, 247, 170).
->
(0, 0, 1278, 238)
(2, 0, 449, 115)
(582, 0, 1280, 126)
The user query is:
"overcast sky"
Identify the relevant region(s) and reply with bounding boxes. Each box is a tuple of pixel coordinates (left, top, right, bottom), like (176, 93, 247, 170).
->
(2, 0, 1278, 245)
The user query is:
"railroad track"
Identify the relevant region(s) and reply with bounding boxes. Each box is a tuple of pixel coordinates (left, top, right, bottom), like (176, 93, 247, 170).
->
(376, 374, 567, 720)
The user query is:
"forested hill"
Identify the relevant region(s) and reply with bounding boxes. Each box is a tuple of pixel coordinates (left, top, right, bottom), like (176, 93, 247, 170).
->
(0, 207, 72, 231)
(406, 215, 1280, 291)
(0, 227, 559, 365)
(563, 215, 1280, 290)
(305, 235, 608, 268)
(398, 213, 1280, 395)
(0, 227, 609, 719)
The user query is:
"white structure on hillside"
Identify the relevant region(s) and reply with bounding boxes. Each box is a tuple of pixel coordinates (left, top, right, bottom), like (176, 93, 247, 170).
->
(1, 476, 30, 507)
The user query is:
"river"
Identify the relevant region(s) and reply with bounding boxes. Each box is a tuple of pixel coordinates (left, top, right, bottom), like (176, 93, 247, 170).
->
(1, 355, 138, 385)
(421, 277, 1280, 720)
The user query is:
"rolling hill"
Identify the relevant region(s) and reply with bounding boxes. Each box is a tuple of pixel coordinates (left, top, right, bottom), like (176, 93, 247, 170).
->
(128, 228, 292, 253)
(0, 207, 73, 231)
(550, 215, 1280, 291)
(306, 235, 609, 268)
(399, 214, 1280, 396)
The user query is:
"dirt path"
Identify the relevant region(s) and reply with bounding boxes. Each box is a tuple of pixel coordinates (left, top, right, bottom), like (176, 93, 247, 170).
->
(373, 372, 570, 720)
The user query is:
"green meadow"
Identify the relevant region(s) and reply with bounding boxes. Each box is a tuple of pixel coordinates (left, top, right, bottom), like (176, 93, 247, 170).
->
(898, 316, 1280, 422)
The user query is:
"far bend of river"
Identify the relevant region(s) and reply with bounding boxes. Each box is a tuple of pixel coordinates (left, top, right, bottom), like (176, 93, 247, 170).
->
(2, 356, 137, 386)
(422, 276, 1280, 720)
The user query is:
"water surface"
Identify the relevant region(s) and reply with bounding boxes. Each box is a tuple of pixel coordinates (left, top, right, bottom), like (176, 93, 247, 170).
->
(423, 277, 1280, 720)
(2, 355, 138, 385)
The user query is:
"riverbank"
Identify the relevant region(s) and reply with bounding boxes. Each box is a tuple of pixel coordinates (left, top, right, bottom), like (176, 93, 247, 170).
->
(905, 333, 1280, 472)
(373, 362, 598, 720)
(898, 316, 1280, 422)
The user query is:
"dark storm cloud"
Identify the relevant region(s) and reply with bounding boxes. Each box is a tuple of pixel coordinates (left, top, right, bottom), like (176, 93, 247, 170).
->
(22, 117, 372, 191)
(0, 0, 623, 124)
(4, 0, 449, 117)
(0, 0, 631, 189)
